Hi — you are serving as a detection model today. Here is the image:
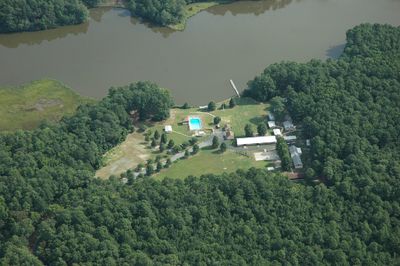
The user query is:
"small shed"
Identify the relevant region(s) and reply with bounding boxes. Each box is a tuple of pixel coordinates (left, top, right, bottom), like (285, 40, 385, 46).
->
(273, 128, 282, 136)
(164, 125, 172, 133)
(267, 121, 276, 129)
(268, 113, 275, 121)
(224, 130, 235, 140)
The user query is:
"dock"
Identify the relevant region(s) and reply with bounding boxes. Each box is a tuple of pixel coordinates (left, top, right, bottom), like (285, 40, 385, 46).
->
(229, 79, 240, 97)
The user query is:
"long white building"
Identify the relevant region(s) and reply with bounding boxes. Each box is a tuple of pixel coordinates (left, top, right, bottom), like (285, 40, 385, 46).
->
(236, 136, 277, 146)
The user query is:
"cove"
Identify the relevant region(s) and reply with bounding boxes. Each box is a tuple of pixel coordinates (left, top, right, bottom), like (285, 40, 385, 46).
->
(0, 0, 399, 105)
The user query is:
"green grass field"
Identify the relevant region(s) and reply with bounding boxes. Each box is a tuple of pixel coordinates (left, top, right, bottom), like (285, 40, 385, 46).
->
(0, 79, 94, 131)
(155, 148, 269, 179)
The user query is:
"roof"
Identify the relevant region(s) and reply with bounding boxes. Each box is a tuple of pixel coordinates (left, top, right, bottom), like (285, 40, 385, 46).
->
(292, 154, 303, 167)
(283, 135, 297, 141)
(289, 145, 303, 168)
(236, 136, 277, 146)
(164, 125, 172, 132)
(273, 129, 282, 136)
(283, 121, 294, 130)
(267, 121, 276, 128)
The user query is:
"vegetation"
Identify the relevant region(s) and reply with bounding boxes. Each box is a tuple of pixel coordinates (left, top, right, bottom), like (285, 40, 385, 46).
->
(0, 0, 90, 33)
(220, 142, 227, 153)
(0, 79, 93, 131)
(208, 100, 216, 111)
(257, 122, 267, 136)
(276, 137, 291, 171)
(244, 123, 254, 137)
(211, 135, 219, 148)
(0, 24, 399, 265)
(213, 116, 221, 125)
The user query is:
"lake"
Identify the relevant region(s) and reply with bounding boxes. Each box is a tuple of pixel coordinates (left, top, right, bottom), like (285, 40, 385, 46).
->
(0, 0, 399, 104)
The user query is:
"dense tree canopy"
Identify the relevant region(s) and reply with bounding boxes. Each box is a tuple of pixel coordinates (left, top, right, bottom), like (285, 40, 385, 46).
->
(0, 24, 399, 264)
(0, 0, 89, 33)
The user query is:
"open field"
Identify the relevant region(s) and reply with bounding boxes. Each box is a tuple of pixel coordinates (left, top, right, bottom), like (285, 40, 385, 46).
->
(155, 148, 269, 180)
(0, 79, 93, 131)
(96, 133, 152, 179)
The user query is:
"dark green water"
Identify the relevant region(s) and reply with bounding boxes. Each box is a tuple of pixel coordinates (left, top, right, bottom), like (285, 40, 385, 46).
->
(0, 0, 399, 104)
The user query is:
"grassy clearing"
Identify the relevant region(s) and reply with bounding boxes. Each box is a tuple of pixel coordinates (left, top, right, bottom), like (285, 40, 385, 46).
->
(155, 148, 269, 180)
(213, 97, 270, 137)
(169, 1, 230, 31)
(0, 79, 93, 131)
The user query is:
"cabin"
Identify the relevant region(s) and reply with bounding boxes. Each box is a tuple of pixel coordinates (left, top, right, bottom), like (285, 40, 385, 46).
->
(289, 145, 303, 169)
(236, 136, 277, 146)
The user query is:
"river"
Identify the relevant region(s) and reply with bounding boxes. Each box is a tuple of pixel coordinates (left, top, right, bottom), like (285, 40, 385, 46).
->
(0, 0, 399, 104)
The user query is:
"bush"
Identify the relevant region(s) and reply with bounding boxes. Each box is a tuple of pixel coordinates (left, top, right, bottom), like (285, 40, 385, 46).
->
(208, 101, 216, 111)
(212, 136, 219, 149)
(214, 116, 221, 125)
(244, 124, 254, 137)
(229, 98, 236, 108)
(220, 143, 227, 153)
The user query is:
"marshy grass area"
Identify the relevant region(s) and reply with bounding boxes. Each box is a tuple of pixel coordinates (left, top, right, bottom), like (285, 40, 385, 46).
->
(0, 79, 94, 131)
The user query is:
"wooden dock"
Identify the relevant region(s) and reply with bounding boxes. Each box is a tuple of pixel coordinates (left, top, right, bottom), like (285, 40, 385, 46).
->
(229, 79, 240, 97)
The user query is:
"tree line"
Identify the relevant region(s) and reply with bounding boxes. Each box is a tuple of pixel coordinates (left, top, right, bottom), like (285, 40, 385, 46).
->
(0, 24, 399, 264)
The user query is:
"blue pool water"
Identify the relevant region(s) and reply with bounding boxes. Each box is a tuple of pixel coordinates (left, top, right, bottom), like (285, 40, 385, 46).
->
(189, 117, 202, 130)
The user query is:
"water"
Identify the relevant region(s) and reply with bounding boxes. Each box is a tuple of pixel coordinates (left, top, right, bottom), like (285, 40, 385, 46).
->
(0, 0, 399, 104)
(189, 117, 202, 130)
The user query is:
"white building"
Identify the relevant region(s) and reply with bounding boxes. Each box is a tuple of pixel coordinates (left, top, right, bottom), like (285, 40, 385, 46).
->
(273, 128, 282, 136)
(164, 125, 172, 133)
(236, 136, 277, 146)
(267, 121, 276, 129)
(283, 135, 297, 142)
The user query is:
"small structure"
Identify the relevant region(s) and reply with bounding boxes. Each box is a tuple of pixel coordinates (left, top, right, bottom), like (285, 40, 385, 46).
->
(223, 124, 232, 131)
(268, 113, 275, 121)
(224, 129, 235, 140)
(254, 151, 279, 161)
(187, 116, 202, 131)
(283, 120, 295, 131)
(267, 167, 275, 171)
(306, 139, 311, 146)
(283, 135, 297, 143)
(267, 121, 276, 129)
(164, 125, 172, 133)
(229, 79, 241, 97)
(273, 128, 282, 136)
(289, 145, 303, 169)
(236, 136, 277, 146)
(199, 105, 208, 110)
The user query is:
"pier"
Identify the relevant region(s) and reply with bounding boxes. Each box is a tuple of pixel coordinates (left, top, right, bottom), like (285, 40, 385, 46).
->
(229, 79, 241, 97)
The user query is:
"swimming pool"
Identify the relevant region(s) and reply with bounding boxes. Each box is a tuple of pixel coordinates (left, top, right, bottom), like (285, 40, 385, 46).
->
(188, 117, 202, 131)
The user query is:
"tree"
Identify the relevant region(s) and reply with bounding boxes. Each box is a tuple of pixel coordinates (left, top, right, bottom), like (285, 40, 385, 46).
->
(165, 158, 172, 168)
(154, 130, 160, 140)
(212, 136, 219, 149)
(244, 124, 254, 137)
(146, 164, 154, 176)
(184, 150, 190, 158)
(167, 140, 175, 149)
(192, 144, 199, 154)
(208, 101, 216, 111)
(156, 162, 163, 172)
(220, 143, 227, 153)
(161, 133, 168, 144)
(214, 116, 221, 125)
(159, 143, 166, 152)
(257, 123, 267, 136)
(270, 96, 286, 121)
(182, 102, 190, 109)
(151, 139, 157, 147)
(229, 98, 236, 108)
(276, 137, 291, 171)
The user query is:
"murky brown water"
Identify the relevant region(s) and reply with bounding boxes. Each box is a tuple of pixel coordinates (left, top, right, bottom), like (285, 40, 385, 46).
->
(0, 0, 399, 104)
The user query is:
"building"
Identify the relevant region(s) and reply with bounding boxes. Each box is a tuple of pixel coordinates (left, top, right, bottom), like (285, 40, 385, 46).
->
(164, 125, 172, 133)
(273, 128, 282, 136)
(283, 135, 297, 143)
(224, 129, 235, 140)
(283, 121, 295, 131)
(306, 139, 311, 146)
(289, 145, 303, 169)
(268, 113, 275, 121)
(267, 121, 276, 129)
(236, 136, 277, 146)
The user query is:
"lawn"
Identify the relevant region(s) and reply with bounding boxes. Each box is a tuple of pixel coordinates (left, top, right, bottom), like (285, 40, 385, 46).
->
(155, 148, 269, 180)
(213, 97, 269, 137)
(0, 79, 94, 131)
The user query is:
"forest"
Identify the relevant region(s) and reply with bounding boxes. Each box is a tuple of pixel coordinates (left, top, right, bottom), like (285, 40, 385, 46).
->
(0, 24, 399, 264)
